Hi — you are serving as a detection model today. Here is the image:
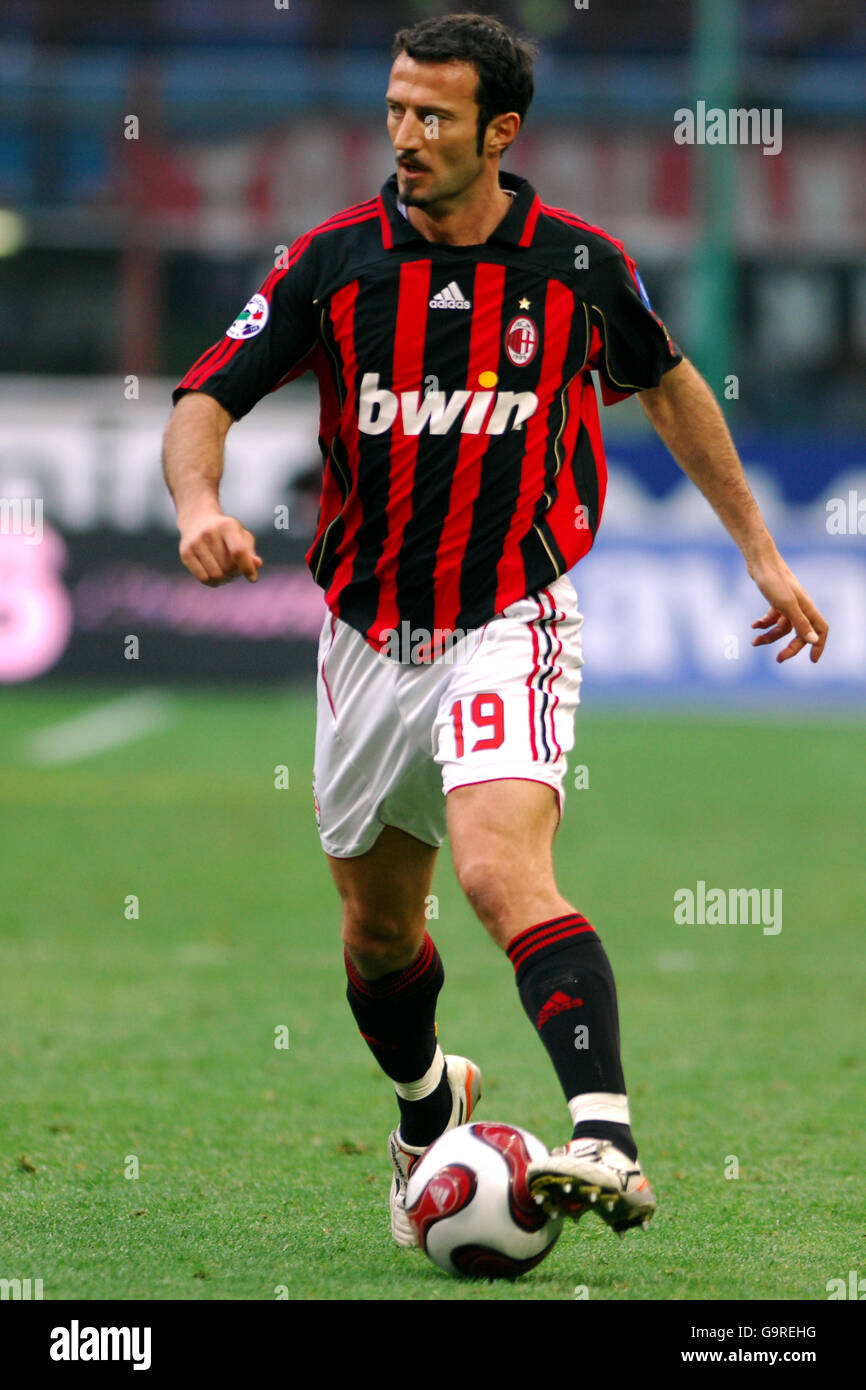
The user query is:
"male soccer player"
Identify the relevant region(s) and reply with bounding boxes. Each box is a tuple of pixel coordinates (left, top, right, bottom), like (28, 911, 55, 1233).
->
(163, 13, 828, 1246)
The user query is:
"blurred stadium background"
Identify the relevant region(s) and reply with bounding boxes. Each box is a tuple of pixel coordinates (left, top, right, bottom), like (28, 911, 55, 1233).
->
(1, 1, 865, 1303)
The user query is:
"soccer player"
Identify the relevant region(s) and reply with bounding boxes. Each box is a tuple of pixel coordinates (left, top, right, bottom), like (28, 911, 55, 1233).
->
(163, 13, 828, 1245)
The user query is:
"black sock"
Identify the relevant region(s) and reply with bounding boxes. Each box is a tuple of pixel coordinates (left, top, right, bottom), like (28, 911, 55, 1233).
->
(506, 915, 638, 1162)
(345, 933, 451, 1146)
(572, 1119, 637, 1155)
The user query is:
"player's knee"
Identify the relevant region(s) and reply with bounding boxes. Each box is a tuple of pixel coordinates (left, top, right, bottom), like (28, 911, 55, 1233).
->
(454, 854, 513, 933)
(340, 905, 423, 974)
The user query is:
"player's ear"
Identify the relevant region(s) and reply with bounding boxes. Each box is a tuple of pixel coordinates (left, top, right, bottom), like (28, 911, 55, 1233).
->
(487, 111, 520, 157)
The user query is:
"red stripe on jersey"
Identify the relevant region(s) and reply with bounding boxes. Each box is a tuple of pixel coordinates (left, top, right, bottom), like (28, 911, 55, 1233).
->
(258, 229, 313, 301)
(322, 280, 363, 616)
(493, 279, 574, 608)
(183, 297, 275, 392)
(177, 206, 378, 394)
(179, 233, 314, 392)
(186, 335, 246, 392)
(180, 327, 245, 392)
(253, 202, 379, 307)
(288, 201, 378, 254)
(587, 323, 603, 368)
(432, 261, 506, 631)
(535, 370, 588, 567)
(317, 196, 379, 229)
(519, 194, 542, 247)
(378, 194, 394, 249)
(369, 259, 432, 642)
(286, 201, 377, 264)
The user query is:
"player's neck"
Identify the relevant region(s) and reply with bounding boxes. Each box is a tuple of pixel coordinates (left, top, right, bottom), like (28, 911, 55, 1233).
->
(405, 173, 512, 247)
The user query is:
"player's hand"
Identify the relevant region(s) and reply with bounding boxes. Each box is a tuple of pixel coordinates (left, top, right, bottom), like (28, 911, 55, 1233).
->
(747, 554, 828, 664)
(178, 511, 263, 587)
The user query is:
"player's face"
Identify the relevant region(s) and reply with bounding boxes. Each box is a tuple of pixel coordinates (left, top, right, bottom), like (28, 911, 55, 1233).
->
(386, 54, 491, 209)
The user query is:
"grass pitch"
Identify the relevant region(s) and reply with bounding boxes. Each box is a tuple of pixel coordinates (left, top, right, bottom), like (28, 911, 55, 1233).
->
(0, 686, 863, 1301)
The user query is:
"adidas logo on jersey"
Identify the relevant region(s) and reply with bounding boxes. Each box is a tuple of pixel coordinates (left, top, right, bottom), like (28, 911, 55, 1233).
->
(358, 373, 538, 436)
(429, 281, 471, 310)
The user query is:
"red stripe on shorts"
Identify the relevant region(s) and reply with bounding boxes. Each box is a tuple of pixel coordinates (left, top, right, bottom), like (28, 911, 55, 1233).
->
(526, 600, 543, 761)
(541, 588, 564, 760)
(321, 615, 337, 718)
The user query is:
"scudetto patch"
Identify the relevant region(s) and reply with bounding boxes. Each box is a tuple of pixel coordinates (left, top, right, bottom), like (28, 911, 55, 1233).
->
(226, 292, 269, 340)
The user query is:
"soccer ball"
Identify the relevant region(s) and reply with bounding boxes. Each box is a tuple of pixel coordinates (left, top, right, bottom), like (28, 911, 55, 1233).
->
(405, 1121, 563, 1280)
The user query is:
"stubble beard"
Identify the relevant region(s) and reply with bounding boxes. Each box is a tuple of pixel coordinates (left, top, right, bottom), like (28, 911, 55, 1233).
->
(397, 164, 475, 213)
(398, 186, 430, 208)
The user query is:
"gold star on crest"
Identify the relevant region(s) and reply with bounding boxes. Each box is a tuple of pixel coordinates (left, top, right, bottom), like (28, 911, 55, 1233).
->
(519, 297, 531, 309)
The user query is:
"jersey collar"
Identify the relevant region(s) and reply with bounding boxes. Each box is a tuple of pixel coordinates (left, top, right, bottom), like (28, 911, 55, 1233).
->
(377, 170, 541, 250)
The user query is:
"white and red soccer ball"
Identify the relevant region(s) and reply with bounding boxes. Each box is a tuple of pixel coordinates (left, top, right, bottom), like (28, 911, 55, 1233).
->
(405, 1121, 562, 1280)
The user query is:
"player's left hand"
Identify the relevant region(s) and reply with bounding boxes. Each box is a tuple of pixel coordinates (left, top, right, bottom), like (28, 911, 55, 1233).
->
(748, 555, 828, 664)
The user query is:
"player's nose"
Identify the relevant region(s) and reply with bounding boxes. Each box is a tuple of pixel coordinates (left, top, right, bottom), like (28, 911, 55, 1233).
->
(392, 111, 424, 149)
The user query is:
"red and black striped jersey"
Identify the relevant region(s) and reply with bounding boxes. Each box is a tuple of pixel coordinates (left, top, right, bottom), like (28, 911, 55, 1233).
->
(174, 171, 681, 657)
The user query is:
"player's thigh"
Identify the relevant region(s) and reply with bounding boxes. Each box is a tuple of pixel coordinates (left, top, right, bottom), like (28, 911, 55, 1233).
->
(446, 778, 563, 921)
(327, 824, 439, 965)
(437, 577, 583, 928)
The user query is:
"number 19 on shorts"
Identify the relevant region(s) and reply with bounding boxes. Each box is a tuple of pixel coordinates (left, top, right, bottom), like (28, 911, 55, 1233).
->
(451, 694, 505, 756)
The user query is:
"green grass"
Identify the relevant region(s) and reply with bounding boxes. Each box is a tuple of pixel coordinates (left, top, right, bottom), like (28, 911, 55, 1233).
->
(0, 687, 863, 1300)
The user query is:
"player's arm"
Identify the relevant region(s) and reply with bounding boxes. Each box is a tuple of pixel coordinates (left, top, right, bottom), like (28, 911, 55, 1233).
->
(164, 235, 319, 587)
(638, 358, 828, 664)
(162, 391, 262, 587)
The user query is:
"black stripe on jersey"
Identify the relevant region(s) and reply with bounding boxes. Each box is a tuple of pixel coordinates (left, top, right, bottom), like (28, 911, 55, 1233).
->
(532, 303, 591, 531)
(311, 433, 352, 589)
(318, 301, 349, 410)
(524, 512, 567, 583)
(396, 256, 474, 637)
(569, 416, 601, 539)
(456, 260, 548, 629)
(337, 267, 405, 638)
(521, 527, 563, 607)
(309, 305, 353, 588)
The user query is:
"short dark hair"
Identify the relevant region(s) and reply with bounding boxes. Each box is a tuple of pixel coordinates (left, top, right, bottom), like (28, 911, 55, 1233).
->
(391, 12, 538, 156)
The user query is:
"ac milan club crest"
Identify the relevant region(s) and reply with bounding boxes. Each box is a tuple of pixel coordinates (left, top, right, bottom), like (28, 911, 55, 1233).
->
(505, 315, 538, 366)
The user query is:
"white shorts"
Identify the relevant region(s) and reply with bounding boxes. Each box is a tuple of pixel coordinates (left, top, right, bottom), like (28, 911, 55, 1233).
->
(312, 574, 584, 858)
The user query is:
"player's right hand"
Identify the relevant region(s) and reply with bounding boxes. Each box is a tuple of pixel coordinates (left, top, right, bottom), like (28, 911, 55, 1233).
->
(178, 512, 263, 587)
(748, 552, 828, 664)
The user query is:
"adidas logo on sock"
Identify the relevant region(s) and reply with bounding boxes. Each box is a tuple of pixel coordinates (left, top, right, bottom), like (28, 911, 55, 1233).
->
(429, 280, 471, 310)
(536, 990, 584, 1029)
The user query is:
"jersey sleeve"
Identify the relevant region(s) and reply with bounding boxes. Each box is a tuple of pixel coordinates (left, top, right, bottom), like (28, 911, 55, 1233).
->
(172, 234, 318, 420)
(583, 245, 682, 405)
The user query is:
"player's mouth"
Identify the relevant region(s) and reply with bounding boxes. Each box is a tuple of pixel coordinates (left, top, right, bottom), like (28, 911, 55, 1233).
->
(398, 160, 429, 178)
